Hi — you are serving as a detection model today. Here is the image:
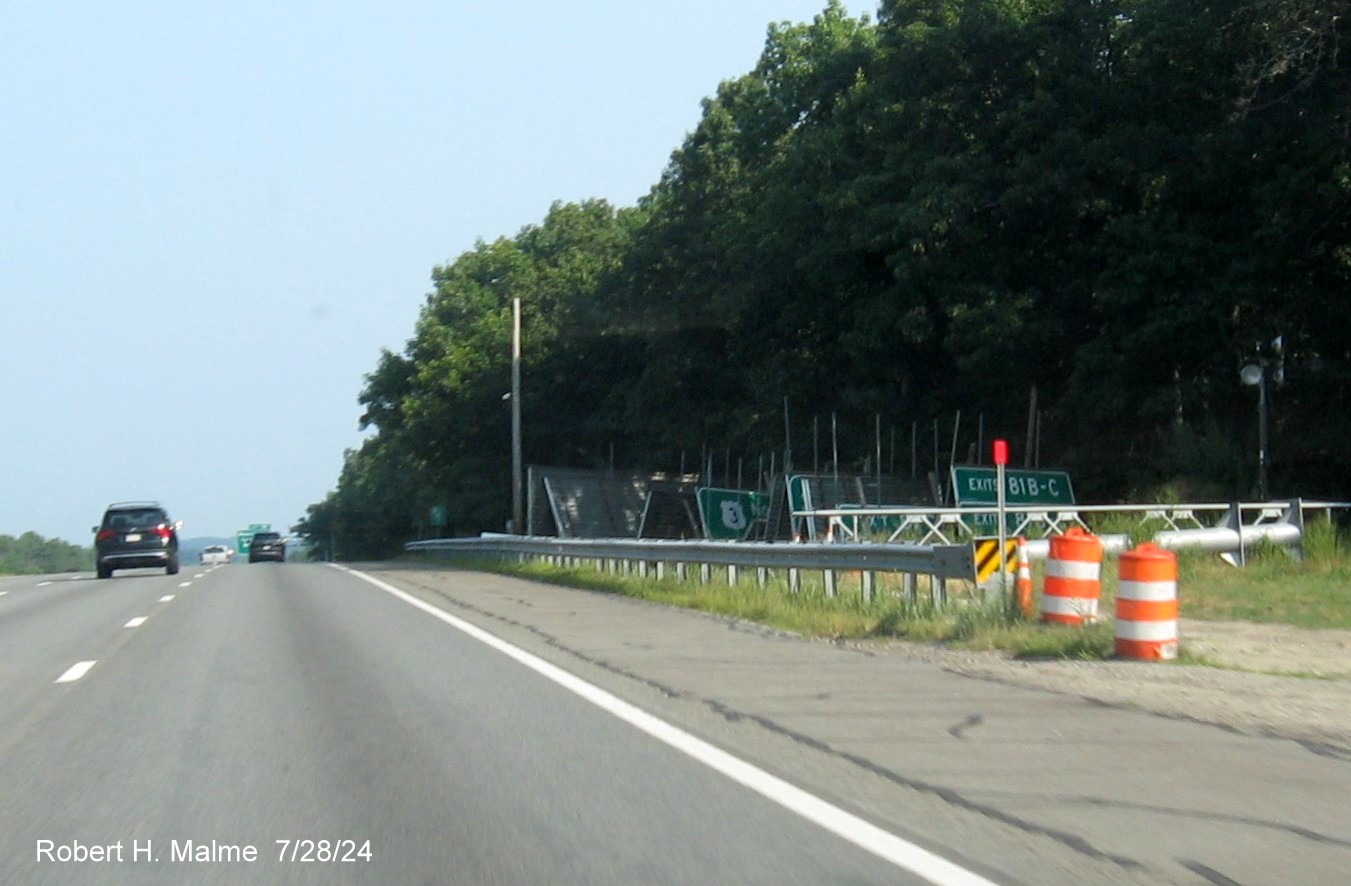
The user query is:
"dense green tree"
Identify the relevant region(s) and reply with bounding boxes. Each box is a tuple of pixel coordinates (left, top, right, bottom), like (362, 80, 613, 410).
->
(0, 532, 92, 575)
(299, 199, 640, 549)
(303, 0, 1350, 555)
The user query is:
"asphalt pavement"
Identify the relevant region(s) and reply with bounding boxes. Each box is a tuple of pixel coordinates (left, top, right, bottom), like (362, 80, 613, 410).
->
(0, 564, 961, 885)
(357, 561, 1351, 886)
(3, 561, 1347, 884)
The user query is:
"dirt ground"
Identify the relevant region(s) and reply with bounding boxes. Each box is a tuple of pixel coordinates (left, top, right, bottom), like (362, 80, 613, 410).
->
(859, 620, 1351, 754)
(1178, 618, 1351, 678)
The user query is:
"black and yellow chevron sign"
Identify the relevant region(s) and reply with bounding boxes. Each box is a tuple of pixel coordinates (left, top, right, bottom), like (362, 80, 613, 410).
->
(973, 537, 1018, 584)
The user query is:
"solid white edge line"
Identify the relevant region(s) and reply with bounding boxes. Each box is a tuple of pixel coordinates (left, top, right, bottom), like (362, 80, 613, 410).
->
(125, 617, 148, 628)
(331, 564, 995, 886)
(56, 660, 97, 683)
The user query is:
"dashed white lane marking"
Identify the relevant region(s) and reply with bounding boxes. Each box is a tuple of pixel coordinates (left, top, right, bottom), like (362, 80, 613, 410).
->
(334, 564, 997, 886)
(0, 591, 8, 597)
(194, 573, 205, 579)
(159, 595, 175, 603)
(37, 581, 52, 587)
(56, 661, 97, 683)
(125, 617, 148, 628)
(178, 582, 192, 588)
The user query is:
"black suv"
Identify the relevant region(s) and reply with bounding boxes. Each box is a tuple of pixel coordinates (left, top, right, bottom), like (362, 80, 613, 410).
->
(93, 502, 181, 578)
(248, 531, 285, 563)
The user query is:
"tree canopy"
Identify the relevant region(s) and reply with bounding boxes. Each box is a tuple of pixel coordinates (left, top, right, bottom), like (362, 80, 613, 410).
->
(296, 0, 1350, 557)
(0, 532, 91, 575)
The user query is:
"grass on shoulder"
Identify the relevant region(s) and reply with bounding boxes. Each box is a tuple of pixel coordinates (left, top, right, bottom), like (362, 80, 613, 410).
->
(1084, 513, 1351, 629)
(1171, 551, 1351, 630)
(440, 555, 1119, 660)
(418, 516, 1347, 661)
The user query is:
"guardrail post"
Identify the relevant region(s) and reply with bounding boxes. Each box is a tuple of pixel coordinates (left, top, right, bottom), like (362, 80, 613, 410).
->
(1225, 501, 1245, 566)
(824, 568, 837, 598)
(727, 564, 739, 586)
(1286, 498, 1306, 562)
(861, 571, 874, 603)
(756, 566, 768, 588)
(700, 563, 711, 585)
(789, 567, 801, 593)
(903, 573, 916, 605)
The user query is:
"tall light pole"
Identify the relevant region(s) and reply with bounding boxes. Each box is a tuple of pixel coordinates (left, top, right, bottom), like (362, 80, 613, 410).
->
(1240, 335, 1284, 501)
(511, 297, 523, 534)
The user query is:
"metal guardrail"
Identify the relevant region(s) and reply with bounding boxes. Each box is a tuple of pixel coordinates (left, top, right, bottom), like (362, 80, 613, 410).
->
(405, 535, 974, 605)
(404, 499, 1345, 608)
(804, 499, 1348, 552)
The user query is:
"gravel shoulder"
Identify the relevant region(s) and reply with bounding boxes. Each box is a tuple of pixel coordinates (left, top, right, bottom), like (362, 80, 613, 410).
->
(377, 560, 1351, 754)
(849, 619, 1351, 753)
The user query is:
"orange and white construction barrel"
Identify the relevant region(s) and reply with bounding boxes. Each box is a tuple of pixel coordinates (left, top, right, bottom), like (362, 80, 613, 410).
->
(1041, 527, 1102, 625)
(1015, 536, 1034, 619)
(1115, 543, 1179, 661)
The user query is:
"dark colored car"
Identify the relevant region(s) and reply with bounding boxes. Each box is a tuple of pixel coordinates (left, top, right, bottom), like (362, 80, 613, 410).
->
(93, 502, 180, 578)
(248, 531, 285, 563)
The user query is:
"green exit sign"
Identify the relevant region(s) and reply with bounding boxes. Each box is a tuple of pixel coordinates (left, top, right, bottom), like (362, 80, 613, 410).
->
(237, 524, 272, 552)
(951, 466, 1075, 507)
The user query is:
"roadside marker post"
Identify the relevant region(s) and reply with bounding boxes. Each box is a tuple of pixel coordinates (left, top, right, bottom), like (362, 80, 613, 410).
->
(992, 439, 1010, 611)
(973, 538, 1017, 586)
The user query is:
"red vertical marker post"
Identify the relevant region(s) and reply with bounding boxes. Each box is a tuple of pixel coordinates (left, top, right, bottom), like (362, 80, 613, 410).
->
(992, 440, 1010, 607)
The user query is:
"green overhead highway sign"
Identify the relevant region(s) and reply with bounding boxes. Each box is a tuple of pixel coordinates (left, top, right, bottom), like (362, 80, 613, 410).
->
(236, 524, 272, 554)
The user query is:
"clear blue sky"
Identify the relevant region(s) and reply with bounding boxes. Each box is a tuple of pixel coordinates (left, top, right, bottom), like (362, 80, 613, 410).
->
(2, 1, 866, 545)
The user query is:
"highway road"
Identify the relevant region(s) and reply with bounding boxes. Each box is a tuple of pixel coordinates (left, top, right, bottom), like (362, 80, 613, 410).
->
(2, 562, 1348, 884)
(0, 564, 979, 885)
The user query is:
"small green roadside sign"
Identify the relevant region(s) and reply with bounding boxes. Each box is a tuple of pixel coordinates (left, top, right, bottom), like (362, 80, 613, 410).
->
(697, 488, 766, 540)
(951, 466, 1074, 534)
(951, 467, 1074, 507)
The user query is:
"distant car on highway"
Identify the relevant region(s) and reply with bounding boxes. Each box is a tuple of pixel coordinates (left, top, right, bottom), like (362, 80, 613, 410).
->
(93, 501, 181, 578)
(200, 545, 232, 566)
(248, 532, 285, 563)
